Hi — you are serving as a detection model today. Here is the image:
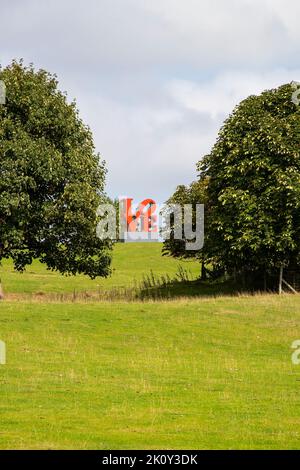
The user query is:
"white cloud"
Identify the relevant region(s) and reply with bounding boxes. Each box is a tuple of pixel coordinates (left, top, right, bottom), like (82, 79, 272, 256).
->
(168, 69, 300, 119)
(1, 0, 300, 70)
(1, 0, 300, 201)
(71, 68, 300, 202)
(131, 0, 299, 67)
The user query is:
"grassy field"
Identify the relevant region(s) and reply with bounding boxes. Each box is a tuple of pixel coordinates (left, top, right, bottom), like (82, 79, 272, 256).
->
(0, 243, 200, 296)
(0, 244, 300, 449)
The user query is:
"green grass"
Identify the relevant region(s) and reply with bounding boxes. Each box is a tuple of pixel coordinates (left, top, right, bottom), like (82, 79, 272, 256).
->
(0, 243, 200, 295)
(0, 244, 299, 449)
(1, 295, 300, 449)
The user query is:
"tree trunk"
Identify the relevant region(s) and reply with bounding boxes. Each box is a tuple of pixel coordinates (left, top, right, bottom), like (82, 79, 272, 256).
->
(201, 260, 207, 281)
(241, 270, 246, 289)
(279, 266, 283, 295)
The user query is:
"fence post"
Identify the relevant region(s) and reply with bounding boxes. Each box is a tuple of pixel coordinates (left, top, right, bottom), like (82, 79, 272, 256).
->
(279, 265, 283, 295)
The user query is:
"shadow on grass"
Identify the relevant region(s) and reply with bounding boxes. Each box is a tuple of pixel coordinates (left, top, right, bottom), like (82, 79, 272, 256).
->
(4, 267, 277, 303)
(135, 265, 286, 300)
(137, 278, 245, 300)
(135, 267, 248, 300)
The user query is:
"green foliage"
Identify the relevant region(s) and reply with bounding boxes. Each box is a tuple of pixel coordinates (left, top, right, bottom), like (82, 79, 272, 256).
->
(0, 61, 111, 278)
(198, 83, 300, 274)
(162, 178, 208, 261)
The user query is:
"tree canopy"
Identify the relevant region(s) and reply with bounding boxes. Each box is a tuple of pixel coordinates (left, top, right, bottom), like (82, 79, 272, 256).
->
(0, 61, 111, 278)
(162, 178, 208, 259)
(164, 83, 300, 287)
(198, 83, 300, 276)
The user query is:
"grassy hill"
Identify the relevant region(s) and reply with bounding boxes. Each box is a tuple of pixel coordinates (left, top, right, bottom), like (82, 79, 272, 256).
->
(0, 243, 200, 295)
(0, 244, 300, 449)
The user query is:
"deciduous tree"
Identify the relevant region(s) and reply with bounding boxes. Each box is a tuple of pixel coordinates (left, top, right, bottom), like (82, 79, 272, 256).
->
(0, 61, 111, 278)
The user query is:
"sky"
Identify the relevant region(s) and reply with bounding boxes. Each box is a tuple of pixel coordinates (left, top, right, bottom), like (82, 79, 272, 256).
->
(1, 0, 300, 203)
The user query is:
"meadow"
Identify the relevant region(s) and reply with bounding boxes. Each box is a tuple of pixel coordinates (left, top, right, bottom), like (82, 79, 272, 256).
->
(0, 243, 200, 297)
(0, 243, 300, 449)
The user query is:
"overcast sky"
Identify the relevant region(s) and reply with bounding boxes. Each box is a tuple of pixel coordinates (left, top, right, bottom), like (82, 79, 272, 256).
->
(1, 0, 300, 202)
